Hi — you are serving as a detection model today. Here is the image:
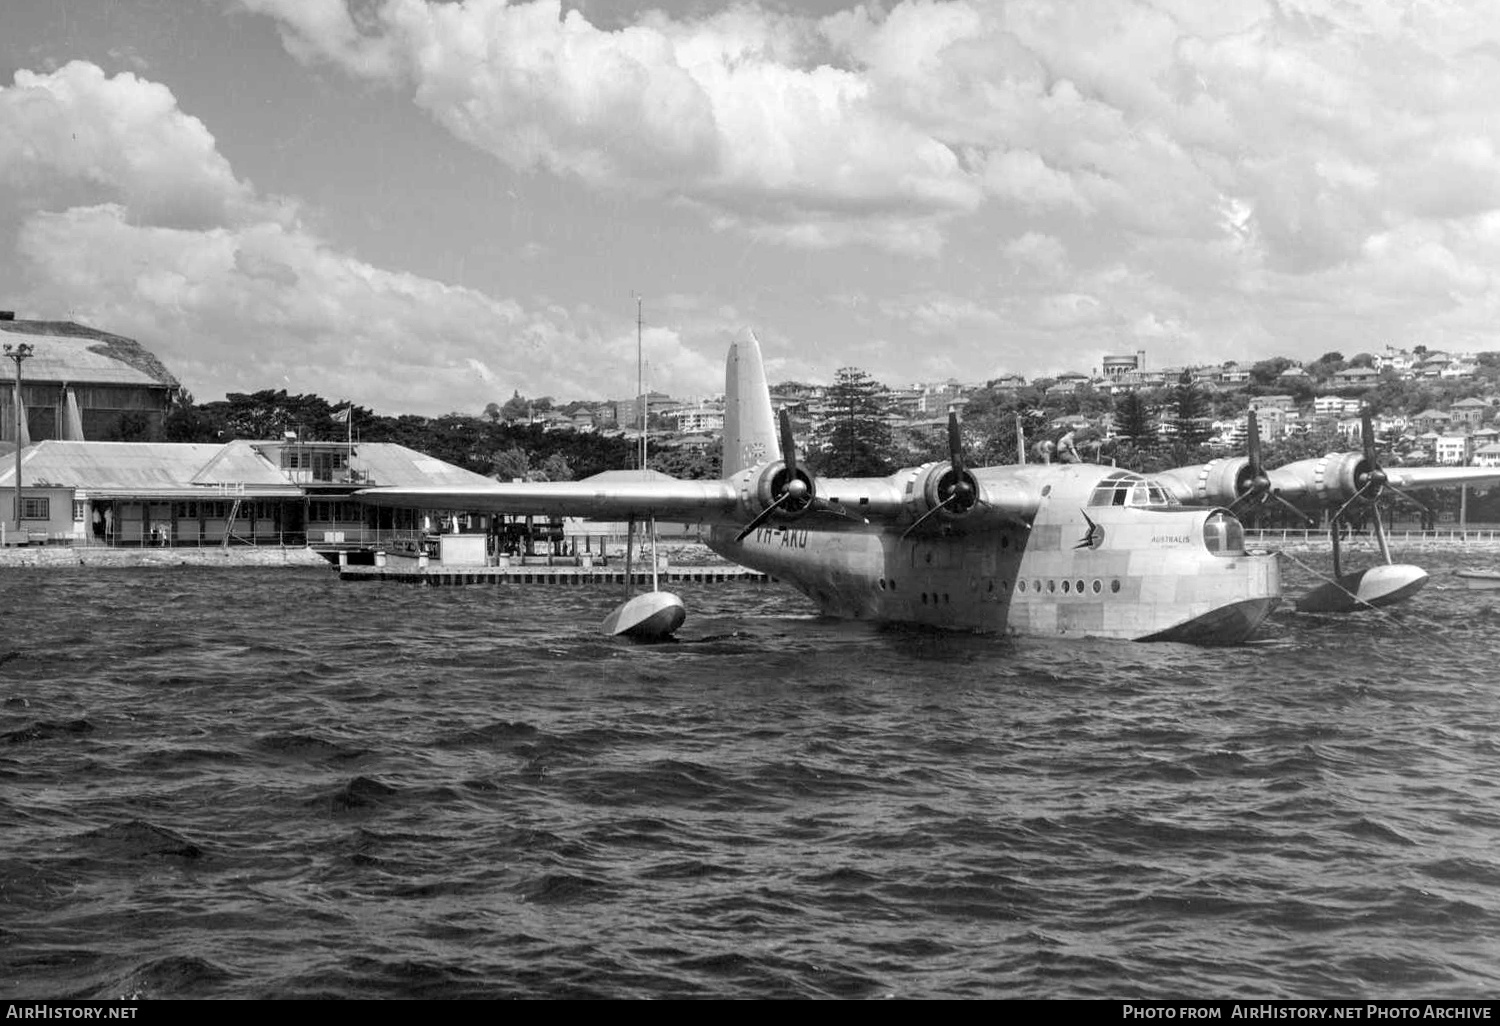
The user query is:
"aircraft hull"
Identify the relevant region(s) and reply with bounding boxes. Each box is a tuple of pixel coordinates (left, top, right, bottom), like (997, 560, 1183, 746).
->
(708, 508, 1281, 644)
(1294, 564, 1428, 613)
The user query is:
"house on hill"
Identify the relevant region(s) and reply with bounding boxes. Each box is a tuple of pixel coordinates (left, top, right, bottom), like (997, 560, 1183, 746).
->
(1449, 397, 1492, 432)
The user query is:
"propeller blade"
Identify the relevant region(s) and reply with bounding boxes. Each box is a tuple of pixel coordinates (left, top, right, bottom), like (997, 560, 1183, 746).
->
(1271, 492, 1316, 526)
(733, 492, 791, 543)
(1361, 407, 1378, 467)
(1332, 480, 1377, 525)
(779, 407, 798, 480)
(900, 494, 956, 540)
(1385, 484, 1430, 514)
(947, 411, 965, 478)
(1247, 408, 1263, 479)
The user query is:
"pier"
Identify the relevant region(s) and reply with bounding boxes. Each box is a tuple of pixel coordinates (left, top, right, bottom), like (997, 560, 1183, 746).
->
(337, 563, 768, 586)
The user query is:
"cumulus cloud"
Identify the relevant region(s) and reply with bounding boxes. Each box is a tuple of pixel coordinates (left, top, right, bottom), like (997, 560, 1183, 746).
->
(240, 0, 986, 255)
(232, 0, 1500, 279)
(2, 60, 724, 413)
(0, 61, 274, 229)
(16, 203, 722, 410)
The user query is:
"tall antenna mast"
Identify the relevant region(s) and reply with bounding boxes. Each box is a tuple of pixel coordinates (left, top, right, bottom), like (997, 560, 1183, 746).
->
(637, 295, 647, 474)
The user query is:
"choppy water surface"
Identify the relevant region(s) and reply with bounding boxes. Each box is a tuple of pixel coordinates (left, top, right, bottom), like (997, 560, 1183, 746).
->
(4, 551, 1500, 999)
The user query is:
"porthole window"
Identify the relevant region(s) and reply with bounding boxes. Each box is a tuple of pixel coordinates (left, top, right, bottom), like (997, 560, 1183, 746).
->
(1047, 580, 1056, 593)
(1019, 579, 1027, 592)
(1092, 580, 1102, 594)
(1111, 579, 1121, 593)
(1062, 580, 1071, 593)
(1076, 580, 1085, 594)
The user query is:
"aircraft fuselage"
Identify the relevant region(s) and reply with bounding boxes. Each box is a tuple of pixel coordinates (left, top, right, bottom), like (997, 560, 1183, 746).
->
(708, 464, 1281, 644)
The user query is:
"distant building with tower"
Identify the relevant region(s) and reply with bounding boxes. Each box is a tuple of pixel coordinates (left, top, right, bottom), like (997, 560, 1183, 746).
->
(1101, 352, 1145, 379)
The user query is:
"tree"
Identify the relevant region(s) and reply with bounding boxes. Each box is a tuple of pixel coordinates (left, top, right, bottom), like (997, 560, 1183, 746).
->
(649, 440, 721, 480)
(483, 402, 502, 423)
(1170, 370, 1214, 450)
(1249, 357, 1294, 387)
(1113, 390, 1157, 449)
(490, 446, 531, 481)
(811, 366, 895, 476)
(537, 453, 573, 482)
(163, 390, 224, 443)
(500, 391, 530, 422)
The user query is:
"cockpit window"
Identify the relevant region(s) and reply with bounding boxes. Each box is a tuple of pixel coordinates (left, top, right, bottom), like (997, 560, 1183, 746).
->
(1088, 471, 1174, 508)
(1202, 510, 1247, 556)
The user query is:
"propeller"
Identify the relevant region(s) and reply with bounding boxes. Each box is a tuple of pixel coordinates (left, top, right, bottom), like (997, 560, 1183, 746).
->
(1230, 410, 1312, 524)
(1228, 410, 1271, 513)
(1332, 408, 1388, 523)
(734, 408, 816, 542)
(1328, 407, 1400, 564)
(902, 412, 981, 539)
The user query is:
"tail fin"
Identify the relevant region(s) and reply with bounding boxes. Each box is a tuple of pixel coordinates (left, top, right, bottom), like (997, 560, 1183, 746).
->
(722, 328, 778, 476)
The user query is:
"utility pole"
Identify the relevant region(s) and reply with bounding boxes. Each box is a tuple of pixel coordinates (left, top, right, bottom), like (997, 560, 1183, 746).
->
(4, 342, 33, 541)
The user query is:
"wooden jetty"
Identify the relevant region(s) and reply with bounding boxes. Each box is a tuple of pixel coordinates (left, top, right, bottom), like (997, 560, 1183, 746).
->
(338, 563, 768, 586)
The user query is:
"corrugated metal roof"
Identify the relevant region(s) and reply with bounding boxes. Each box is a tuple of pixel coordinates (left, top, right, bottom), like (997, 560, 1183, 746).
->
(0, 441, 299, 497)
(339, 443, 498, 489)
(0, 331, 168, 387)
(194, 441, 288, 487)
(0, 440, 496, 497)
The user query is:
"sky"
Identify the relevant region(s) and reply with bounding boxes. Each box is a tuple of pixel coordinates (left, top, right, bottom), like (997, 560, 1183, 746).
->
(3, 0, 1500, 417)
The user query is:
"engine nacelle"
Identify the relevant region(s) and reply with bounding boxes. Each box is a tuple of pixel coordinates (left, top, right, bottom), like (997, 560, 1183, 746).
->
(734, 459, 817, 523)
(902, 461, 982, 524)
(1152, 457, 1253, 507)
(1269, 452, 1371, 505)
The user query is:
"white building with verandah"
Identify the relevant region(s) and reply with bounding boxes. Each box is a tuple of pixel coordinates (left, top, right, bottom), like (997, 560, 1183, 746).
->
(0, 439, 496, 549)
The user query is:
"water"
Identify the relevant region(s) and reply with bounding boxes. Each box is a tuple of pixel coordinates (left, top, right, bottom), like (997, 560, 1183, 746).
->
(3, 551, 1500, 999)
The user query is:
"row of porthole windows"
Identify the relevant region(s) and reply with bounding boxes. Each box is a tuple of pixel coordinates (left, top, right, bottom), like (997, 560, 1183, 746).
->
(1018, 578, 1122, 595)
(883, 578, 1122, 600)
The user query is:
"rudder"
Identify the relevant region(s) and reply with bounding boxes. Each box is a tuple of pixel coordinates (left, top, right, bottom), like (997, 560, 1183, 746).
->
(722, 329, 778, 476)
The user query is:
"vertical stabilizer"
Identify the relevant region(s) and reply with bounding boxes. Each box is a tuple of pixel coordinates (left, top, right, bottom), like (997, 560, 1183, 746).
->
(722, 329, 778, 476)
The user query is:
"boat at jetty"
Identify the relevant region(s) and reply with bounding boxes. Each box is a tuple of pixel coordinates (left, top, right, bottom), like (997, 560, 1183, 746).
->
(1454, 569, 1500, 590)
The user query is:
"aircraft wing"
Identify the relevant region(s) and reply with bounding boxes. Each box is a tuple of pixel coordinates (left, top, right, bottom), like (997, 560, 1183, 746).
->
(1380, 466, 1500, 490)
(354, 479, 742, 523)
(1266, 460, 1500, 502)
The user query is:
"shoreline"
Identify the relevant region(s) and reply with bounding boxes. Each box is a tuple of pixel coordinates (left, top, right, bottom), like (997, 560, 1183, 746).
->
(1, 535, 1498, 570)
(0, 545, 331, 568)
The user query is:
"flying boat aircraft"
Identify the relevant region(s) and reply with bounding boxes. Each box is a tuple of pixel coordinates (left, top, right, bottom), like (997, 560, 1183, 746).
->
(355, 331, 1281, 644)
(1152, 409, 1500, 612)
